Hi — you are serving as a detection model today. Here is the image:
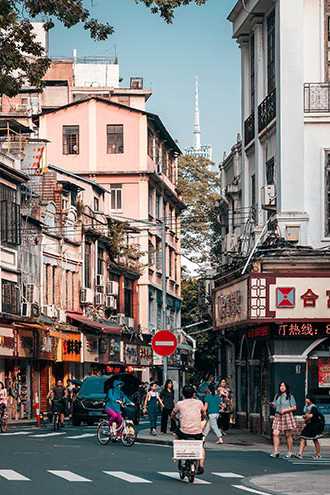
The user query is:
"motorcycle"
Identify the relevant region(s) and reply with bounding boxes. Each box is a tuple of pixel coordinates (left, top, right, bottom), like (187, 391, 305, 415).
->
(173, 439, 204, 483)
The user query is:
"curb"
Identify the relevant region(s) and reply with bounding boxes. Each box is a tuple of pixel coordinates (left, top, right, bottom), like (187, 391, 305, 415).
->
(136, 436, 172, 446)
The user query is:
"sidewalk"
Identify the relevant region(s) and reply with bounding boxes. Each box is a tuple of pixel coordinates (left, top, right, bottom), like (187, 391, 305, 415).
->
(137, 427, 330, 452)
(249, 471, 330, 495)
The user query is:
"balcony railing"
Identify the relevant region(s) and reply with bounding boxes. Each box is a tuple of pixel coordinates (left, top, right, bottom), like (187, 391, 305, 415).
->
(244, 112, 255, 146)
(258, 88, 276, 133)
(304, 83, 330, 113)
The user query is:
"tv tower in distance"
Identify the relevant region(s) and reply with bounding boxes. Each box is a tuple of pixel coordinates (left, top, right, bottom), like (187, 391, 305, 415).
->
(185, 76, 213, 161)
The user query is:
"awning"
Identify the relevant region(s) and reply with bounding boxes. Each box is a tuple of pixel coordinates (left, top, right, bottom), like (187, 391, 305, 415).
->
(66, 313, 121, 335)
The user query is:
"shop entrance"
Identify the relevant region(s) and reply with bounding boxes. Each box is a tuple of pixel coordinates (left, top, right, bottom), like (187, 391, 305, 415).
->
(307, 338, 330, 432)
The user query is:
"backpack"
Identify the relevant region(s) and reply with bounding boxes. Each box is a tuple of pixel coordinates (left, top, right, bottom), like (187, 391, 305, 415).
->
(317, 410, 325, 433)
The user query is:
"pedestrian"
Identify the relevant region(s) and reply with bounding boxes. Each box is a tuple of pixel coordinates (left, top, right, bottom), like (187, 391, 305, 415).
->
(143, 382, 164, 435)
(204, 384, 224, 444)
(197, 373, 214, 402)
(270, 381, 297, 458)
(217, 378, 232, 433)
(0, 381, 8, 417)
(296, 394, 324, 460)
(160, 379, 176, 434)
(65, 379, 74, 418)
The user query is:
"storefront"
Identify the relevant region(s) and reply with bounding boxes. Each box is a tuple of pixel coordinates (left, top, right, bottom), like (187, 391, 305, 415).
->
(123, 341, 153, 382)
(213, 268, 330, 434)
(61, 330, 82, 383)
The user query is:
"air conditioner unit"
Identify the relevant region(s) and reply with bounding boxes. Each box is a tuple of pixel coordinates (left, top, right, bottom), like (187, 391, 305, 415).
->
(105, 295, 117, 309)
(43, 304, 57, 318)
(57, 309, 66, 323)
(261, 185, 276, 209)
(21, 302, 31, 317)
(95, 292, 105, 306)
(80, 288, 94, 305)
(96, 275, 104, 292)
(127, 317, 135, 329)
(106, 281, 119, 296)
(25, 283, 36, 303)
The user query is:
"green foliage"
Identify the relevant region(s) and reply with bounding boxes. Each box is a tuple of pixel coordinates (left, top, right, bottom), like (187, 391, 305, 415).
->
(0, 0, 207, 96)
(178, 154, 221, 269)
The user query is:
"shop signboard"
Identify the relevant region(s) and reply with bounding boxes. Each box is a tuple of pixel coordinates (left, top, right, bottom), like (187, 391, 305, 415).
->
(39, 334, 58, 360)
(17, 329, 34, 358)
(318, 358, 330, 388)
(62, 333, 81, 362)
(83, 334, 98, 363)
(108, 336, 121, 362)
(124, 344, 138, 365)
(0, 327, 15, 357)
(214, 279, 248, 329)
(274, 323, 330, 338)
(139, 345, 153, 366)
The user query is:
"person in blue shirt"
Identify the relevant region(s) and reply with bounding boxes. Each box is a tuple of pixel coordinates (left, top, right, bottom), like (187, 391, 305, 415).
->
(203, 384, 224, 444)
(105, 380, 133, 430)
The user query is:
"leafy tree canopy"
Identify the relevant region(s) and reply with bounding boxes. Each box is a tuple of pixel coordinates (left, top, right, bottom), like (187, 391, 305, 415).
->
(0, 0, 207, 97)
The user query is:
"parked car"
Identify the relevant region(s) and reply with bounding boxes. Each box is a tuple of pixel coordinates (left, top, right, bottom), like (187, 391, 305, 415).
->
(72, 374, 140, 426)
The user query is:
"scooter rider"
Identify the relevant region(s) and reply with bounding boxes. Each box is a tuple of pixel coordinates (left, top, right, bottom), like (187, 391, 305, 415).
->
(171, 385, 207, 474)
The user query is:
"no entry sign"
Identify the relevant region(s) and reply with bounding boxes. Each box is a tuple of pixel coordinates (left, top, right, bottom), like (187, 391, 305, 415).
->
(152, 330, 177, 357)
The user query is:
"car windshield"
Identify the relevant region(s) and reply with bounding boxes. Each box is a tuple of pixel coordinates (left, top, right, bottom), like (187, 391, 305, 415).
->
(78, 377, 107, 398)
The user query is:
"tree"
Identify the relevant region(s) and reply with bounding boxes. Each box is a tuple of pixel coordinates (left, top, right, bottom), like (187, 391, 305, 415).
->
(0, 0, 207, 97)
(177, 154, 221, 269)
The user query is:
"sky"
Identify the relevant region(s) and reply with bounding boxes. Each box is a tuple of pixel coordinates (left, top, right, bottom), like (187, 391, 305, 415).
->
(48, 0, 241, 165)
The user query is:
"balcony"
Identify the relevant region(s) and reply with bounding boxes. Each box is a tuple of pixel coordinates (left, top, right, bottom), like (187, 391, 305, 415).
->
(304, 83, 330, 113)
(258, 89, 276, 133)
(244, 112, 255, 146)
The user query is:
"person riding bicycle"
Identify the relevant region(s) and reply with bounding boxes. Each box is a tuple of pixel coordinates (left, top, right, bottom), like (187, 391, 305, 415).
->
(49, 379, 67, 426)
(171, 385, 207, 475)
(105, 380, 134, 432)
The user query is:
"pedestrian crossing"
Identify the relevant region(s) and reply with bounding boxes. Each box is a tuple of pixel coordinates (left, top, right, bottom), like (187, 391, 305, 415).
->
(286, 456, 330, 466)
(0, 468, 247, 484)
(2, 428, 96, 440)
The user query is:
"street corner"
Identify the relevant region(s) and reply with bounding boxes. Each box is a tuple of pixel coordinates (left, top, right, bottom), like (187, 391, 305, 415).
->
(248, 470, 330, 495)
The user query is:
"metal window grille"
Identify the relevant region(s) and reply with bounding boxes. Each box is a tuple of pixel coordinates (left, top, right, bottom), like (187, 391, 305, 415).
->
(63, 126, 79, 154)
(267, 10, 276, 94)
(107, 125, 124, 154)
(1, 280, 20, 315)
(0, 200, 21, 246)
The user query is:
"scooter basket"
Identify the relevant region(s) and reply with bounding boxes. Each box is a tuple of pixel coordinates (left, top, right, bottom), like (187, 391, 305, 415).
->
(173, 440, 204, 460)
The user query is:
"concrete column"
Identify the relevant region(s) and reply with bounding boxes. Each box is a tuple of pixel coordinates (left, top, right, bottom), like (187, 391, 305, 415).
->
(238, 35, 251, 211)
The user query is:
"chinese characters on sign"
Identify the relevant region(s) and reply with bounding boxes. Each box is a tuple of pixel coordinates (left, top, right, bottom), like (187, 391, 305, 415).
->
(214, 280, 248, 329)
(318, 359, 330, 388)
(63, 339, 82, 354)
(277, 323, 330, 337)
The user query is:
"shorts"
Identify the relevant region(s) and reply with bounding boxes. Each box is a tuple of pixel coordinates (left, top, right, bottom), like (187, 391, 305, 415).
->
(176, 429, 203, 440)
(52, 399, 65, 414)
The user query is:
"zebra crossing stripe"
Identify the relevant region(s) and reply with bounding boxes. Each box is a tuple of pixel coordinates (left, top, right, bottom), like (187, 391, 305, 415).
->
(0, 431, 33, 436)
(48, 470, 92, 482)
(0, 470, 30, 481)
(213, 472, 244, 478)
(104, 471, 152, 483)
(159, 472, 211, 484)
(232, 485, 272, 495)
(66, 433, 95, 439)
(30, 432, 66, 438)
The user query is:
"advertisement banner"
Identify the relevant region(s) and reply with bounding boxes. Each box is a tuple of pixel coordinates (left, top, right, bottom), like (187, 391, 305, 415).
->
(62, 333, 81, 362)
(318, 358, 330, 388)
(0, 327, 15, 357)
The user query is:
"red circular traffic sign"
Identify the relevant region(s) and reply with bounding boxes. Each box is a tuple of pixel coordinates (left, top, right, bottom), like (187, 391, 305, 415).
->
(152, 330, 177, 357)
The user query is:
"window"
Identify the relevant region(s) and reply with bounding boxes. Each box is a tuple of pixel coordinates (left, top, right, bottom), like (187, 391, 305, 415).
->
(147, 129, 154, 158)
(168, 248, 173, 279)
(0, 185, 20, 246)
(43, 202, 56, 228)
(148, 241, 155, 266)
(267, 10, 276, 93)
(1, 280, 20, 315)
(94, 197, 100, 212)
(251, 174, 256, 217)
(63, 125, 79, 155)
(266, 157, 275, 185)
(97, 247, 104, 276)
(107, 124, 124, 154)
(148, 187, 154, 217)
(156, 194, 161, 220)
(156, 239, 162, 271)
(84, 243, 92, 288)
(124, 278, 133, 317)
(65, 208, 77, 242)
(110, 184, 122, 210)
(325, 152, 330, 236)
(250, 34, 255, 112)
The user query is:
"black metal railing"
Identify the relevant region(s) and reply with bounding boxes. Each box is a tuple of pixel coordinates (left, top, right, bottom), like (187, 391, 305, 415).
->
(244, 112, 255, 146)
(258, 88, 276, 133)
(304, 83, 330, 113)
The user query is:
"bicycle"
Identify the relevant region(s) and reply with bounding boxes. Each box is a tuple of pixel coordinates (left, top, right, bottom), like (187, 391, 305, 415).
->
(0, 405, 8, 433)
(97, 406, 136, 447)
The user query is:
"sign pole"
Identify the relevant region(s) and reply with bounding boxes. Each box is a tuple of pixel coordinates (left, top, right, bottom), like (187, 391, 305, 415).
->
(161, 218, 168, 383)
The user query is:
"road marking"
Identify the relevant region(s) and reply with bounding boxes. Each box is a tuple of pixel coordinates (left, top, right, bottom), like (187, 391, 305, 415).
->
(291, 461, 330, 465)
(159, 472, 211, 484)
(104, 471, 152, 483)
(30, 432, 67, 438)
(66, 433, 95, 439)
(0, 431, 33, 436)
(213, 472, 244, 478)
(232, 485, 272, 495)
(0, 469, 30, 481)
(48, 470, 92, 482)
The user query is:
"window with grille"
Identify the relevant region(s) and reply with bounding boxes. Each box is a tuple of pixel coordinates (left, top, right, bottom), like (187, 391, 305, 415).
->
(124, 278, 133, 317)
(63, 125, 79, 155)
(107, 125, 124, 154)
(267, 10, 276, 93)
(1, 280, 20, 315)
(84, 243, 92, 288)
(110, 184, 122, 210)
(0, 185, 20, 246)
(250, 34, 255, 112)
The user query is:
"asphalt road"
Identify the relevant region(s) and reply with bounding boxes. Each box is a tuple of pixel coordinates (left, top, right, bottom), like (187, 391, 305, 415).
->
(0, 424, 329, 495)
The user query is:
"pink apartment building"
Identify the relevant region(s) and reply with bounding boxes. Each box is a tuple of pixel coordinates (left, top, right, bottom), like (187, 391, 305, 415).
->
(39, 96, 184, 333)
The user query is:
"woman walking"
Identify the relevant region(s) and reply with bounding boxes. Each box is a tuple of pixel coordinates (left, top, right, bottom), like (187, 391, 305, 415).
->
(0, 381, 8, 414)
(297, 394, 324, 459)
(217, 378, 232, 433)
(160, 379, 176, 434)
(143, 382, 164, 435)
(271, 382, 297, 458)
(204, 384, 224, 444)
